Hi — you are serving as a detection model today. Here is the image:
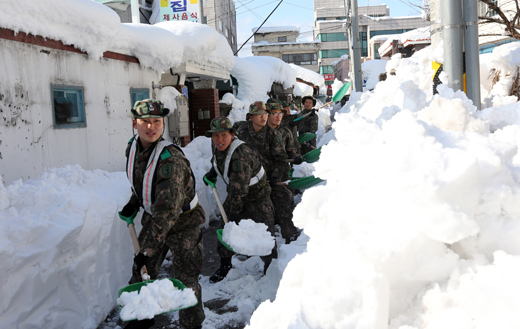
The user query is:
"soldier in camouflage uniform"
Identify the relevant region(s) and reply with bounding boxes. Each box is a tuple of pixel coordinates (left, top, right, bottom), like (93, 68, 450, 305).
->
(235, 101, 288, 186)
(203, 117, 277, 283)
(281, 100, 301, 157)
(118, 99, 205, 329)
(298, 96, 319, 155)
(266, 103, 302, 243)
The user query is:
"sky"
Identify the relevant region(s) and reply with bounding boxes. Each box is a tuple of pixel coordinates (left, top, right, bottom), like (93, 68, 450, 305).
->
(235, 0, 426, 57)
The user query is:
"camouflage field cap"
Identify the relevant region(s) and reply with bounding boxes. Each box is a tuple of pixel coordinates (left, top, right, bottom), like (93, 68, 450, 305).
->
(281, 101, 290, 108)
(205, 116, 234, 137)
(249, 101, 269, 115)
(268, 102, 283, 111)
(131, 99, 170, 119)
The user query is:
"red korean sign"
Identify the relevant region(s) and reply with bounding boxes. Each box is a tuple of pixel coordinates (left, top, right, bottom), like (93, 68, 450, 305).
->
(323, 74, 335, 81)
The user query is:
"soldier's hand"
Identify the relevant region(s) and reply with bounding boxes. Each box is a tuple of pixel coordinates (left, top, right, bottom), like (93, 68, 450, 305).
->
(293, 156, 303, 165)
(203, 167, 218, 186)
(228, 213, 241, 223)
(133, 252, 149, 276)
(311, 109, 317, 116)
(118, 202, 138, 226)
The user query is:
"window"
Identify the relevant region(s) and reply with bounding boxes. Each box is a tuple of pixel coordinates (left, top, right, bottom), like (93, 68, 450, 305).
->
(374, 43, 381, 59)
(51, 85, 86, 129)
(335, 16, 346, 20)
(319, 49, 349, 59)
(282, 53, 318, 65)
(278, 36, 287, 42)
(219, 20, 223, 31)
(225, 28, 229, 37)
(360, 32, 368, 57)
(320, 65, 334, 74)
(318, 33, 348, 42)
(131, 88, 150, 107)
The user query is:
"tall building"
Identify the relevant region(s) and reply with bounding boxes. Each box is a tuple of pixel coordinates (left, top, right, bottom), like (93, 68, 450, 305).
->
(251, 26, 321, 73)
(314, 0, 429, 84)
(204, 0, 238, 54)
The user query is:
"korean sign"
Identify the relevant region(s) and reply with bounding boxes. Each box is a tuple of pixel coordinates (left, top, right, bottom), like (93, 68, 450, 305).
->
(159, 0, 200, 23)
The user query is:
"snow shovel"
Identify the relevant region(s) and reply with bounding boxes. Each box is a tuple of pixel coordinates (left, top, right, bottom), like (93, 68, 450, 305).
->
(203, 176, 234, 252)
(117, 211, 198, 321)
(288, 175, 324, 190)
(298, 132, 317, 145)
(302, 145, 323, 163)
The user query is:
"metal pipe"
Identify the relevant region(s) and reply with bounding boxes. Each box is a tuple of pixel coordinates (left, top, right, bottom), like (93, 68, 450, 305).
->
(131, 0, 140, 24)
(464, 0, 481, 110)
(351, 0, 363, 92)
(440, 0, 464, 91)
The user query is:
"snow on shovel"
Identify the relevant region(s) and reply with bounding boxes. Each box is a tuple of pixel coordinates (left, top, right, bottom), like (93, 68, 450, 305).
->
(117, 211, 197, 321)
(204, 176, 275, 256)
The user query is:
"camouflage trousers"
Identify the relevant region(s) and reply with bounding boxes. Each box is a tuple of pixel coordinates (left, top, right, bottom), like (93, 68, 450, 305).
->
(270, 184, 298, 243)
(219, 195, 278, 266)
(300, 137, 317, 156)
(130, 205, 206, 329)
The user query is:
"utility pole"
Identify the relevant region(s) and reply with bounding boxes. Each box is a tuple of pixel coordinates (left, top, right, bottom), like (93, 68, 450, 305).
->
(350, 0, 363, 92)
(440, 0, 464, 91)
(464, 0, 481, 110)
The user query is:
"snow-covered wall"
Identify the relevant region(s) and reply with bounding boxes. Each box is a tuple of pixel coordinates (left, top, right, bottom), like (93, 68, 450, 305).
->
(0, 37, 163, 186)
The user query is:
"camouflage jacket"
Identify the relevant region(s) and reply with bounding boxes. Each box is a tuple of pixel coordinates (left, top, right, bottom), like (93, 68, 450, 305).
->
(235, 121, 288, 182)
(125, 136, 202, 257)
(272, 125, 297, 181)
(281, 114, 301, 156)
(212, 139, 270, 217)
(297, 108, 319, 135)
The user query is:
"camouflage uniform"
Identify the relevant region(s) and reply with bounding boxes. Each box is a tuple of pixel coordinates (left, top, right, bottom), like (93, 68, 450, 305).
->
(235, 121, 288, 183)
(298, 108, 319, 155)
(281, 114, 301, 157)
(125, 137, 205, 329)
(212, 140, 277, 264)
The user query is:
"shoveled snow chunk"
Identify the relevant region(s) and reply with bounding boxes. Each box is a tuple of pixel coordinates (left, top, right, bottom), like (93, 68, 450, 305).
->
(117, 279, 197, 321)
(222, 219, 275, 256)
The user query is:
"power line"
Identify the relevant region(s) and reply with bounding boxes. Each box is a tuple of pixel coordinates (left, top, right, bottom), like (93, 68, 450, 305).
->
(235, 0, 285, 55)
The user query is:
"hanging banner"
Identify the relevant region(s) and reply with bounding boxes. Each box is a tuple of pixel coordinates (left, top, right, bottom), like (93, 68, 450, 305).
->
(156, 0, 200, 23)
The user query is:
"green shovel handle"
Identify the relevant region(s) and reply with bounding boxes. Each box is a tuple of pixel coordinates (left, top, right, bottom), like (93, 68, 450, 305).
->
(204, 175, 217, 189)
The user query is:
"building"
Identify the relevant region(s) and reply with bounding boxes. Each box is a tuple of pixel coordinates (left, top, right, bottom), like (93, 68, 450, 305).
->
(251, 26, 321, 73)
(203, 0, 238, 54)
(314, 1, 429, 84)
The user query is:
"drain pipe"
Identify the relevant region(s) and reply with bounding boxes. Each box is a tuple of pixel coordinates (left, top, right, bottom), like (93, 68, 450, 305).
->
(463, 0, 481, 110)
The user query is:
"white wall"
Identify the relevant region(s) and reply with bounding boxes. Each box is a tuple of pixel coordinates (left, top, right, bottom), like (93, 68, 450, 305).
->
(0, 38, 164, 186)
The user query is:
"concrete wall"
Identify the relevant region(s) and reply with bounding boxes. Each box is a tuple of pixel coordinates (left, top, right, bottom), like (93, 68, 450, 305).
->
(204, 0, 237, 53)
(0, 34, 164, 186)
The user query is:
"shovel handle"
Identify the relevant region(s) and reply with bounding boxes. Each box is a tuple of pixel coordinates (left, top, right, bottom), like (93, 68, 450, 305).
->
(212, 187, 228, 224)
(128, 223, 149, 279)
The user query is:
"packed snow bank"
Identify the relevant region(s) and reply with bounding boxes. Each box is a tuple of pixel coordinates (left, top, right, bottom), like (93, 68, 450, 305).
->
(0, 0, 234, 73)
(246, 42, 520, 329)
(0, 166, 133, 329)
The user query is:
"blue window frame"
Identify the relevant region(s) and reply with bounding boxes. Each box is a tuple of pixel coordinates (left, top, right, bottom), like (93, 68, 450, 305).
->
(319, 49, 349, 59)
(318, 33, 348, 42)
(131, 88, 150, 106)
(320, 65, 334, 74)
(51, 84, 86, 129)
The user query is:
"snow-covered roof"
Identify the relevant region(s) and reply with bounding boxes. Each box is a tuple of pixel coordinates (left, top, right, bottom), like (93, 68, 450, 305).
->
(378, 26, 431, 57)
(0, 0, 234, 73)
(252, 26, 300, 34)
(289, 63, 325, 88)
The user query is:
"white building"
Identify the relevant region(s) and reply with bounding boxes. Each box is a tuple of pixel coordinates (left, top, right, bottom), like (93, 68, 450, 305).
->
(314, 1, 429, 84)
(251, 26, 321, 73)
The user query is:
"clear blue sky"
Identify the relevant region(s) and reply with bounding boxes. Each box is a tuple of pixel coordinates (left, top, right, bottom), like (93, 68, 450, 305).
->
(235, 0, 425, 57)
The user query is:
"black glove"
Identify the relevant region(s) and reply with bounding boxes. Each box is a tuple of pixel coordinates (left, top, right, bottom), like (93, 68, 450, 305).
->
(203, 167, 218, 186)
(121, 202, 138, 218)
(228, 213, 241, 223)
(133, 252, 149, 276)
(269, 176, 279, 186)
(310, 109, 317, 116)
(293, 156, 303, 165)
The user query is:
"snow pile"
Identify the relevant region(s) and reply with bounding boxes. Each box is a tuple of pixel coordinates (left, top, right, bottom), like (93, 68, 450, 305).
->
(0, 0, 234, 73)
(222, 219, 275, 256)
(246, 42, 520, 329)
(118, 279, 197, 321)
(227, 56, 297, 122)
(362, 59, 388, 90)
(157, 86, 182, 112)
(0, 166, 133, 329)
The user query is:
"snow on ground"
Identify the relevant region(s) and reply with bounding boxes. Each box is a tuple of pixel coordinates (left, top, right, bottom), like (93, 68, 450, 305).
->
(222, 220, 275, 256)
(0, 0, 234, 74)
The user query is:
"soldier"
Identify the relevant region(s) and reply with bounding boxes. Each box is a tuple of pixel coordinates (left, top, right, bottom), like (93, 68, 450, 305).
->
(234, 101, 288, 187)
(280, 100, 301, 157)
(298, 96, 319, 155)
(203, 117, 277, 283)
(266, 102, 302, 243)
(118, 99, 205, 329)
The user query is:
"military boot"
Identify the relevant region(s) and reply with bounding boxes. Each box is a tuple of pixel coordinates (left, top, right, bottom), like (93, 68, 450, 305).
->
(123, 318, 155, 329)
(209, 257, 232, 283)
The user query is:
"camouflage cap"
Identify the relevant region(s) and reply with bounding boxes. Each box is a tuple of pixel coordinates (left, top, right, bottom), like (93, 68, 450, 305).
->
(131, 99, 170, 119)
(281, 101, 291, 108)
(205, 116, 234, 137)
(267, 102, 283, 111)
(249, 101, 269, 115)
